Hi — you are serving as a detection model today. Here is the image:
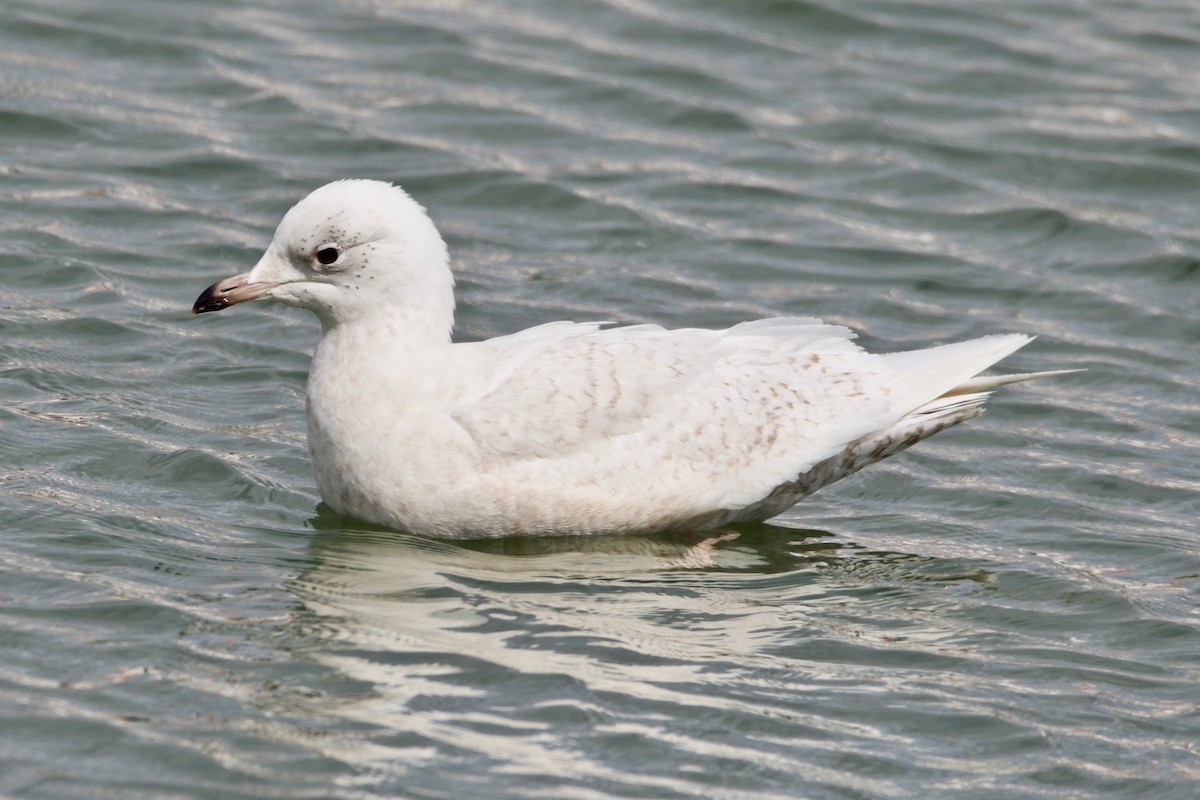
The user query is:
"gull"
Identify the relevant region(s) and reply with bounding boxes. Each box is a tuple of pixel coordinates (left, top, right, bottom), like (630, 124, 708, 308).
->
(194, 180, 1072, 538)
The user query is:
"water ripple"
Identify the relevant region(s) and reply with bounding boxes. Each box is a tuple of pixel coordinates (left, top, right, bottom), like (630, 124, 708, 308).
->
(2, 0, 1198, 798)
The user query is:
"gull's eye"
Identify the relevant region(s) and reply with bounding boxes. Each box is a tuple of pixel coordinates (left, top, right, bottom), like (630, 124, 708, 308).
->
(314, 243, 341, 267)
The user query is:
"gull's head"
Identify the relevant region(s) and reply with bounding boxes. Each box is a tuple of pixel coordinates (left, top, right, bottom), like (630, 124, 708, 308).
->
(193, 180, 453, 331)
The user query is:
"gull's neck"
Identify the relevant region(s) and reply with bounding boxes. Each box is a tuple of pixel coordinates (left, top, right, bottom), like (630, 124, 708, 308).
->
(313, 306, 453, 382)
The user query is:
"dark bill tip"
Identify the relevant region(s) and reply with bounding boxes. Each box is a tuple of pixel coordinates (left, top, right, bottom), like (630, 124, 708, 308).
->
(192, 282, 232, 314)
(192, 273, 273, 314)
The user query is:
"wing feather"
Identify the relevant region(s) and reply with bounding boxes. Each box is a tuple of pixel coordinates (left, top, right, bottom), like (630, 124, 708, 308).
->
(445, 318, 1049, 531)
(451, 318, 893, 493)
(452, 321, 719, 458)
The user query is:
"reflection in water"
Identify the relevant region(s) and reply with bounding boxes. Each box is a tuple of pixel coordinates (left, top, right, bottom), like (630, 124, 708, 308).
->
(282, 513, 1001, 789)
(306, 505, 855, 568)
(276, 509, 1200, 798)
(289, 517, 838, 747)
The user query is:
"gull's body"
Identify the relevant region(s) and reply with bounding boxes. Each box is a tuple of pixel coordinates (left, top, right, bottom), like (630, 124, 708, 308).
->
(194, 180, 1069, 539)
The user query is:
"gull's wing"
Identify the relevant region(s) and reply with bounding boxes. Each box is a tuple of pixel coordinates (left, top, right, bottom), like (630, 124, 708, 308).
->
(452, 318, 895, 494)
(451, 318, 1044, 528)
(453, 319, 721, 458)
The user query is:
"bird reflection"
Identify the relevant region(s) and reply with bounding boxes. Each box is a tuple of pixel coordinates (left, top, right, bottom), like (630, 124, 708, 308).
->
(303, 504, 851, 576)
(284, 507, 994, 764)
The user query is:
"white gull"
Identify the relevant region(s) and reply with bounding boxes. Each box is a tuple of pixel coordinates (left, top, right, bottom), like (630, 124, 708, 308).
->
(194, 179, 1072, 539)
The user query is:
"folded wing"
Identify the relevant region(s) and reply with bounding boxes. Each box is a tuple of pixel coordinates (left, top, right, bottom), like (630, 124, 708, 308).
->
(451, 318, 1049, 526)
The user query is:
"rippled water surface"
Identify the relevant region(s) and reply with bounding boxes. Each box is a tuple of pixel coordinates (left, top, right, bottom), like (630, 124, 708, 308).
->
(3, 1, 1199, 798)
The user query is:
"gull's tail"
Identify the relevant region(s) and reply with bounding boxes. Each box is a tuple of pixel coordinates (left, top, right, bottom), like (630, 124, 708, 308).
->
(734, 335, 1080, 522)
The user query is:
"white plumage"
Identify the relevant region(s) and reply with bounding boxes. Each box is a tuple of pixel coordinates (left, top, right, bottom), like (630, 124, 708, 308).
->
(193, 180, 1071, 538)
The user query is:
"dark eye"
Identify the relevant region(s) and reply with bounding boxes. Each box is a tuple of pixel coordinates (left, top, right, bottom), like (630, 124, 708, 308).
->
(315, 243, 341, 266)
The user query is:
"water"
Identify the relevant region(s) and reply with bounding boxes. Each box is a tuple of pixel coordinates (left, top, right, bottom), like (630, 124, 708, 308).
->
(3, 1, 1198, 797)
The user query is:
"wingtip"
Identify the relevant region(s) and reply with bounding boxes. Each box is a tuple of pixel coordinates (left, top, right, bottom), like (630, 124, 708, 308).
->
(945, 367, 1084, 396)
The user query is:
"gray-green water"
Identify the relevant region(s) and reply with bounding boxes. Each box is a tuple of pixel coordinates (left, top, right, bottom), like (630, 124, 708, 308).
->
(3, 1, 1198, 798)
